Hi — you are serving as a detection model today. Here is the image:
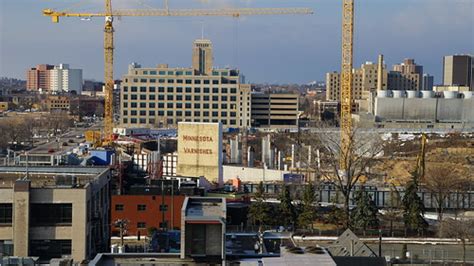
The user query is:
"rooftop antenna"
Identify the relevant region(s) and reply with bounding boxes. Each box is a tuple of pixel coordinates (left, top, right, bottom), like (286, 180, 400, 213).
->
(201, 20, 205, 39)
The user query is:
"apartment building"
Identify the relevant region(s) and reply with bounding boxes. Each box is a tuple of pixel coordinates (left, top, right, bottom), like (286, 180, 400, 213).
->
(120, 39, 251, 128)
(0, 166, 110, 263)
(326, 61, 388, 101)
(26, 64, 54, 91)
(26, 64, 82, 93)
(49, 64, 83, 94)
(251, 92, 299, 128)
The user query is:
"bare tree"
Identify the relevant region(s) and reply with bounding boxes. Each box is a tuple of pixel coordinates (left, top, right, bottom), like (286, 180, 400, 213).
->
(440, 216, 474, 265)
(423, 163, 468, 222)
(314, 126, 384, 228)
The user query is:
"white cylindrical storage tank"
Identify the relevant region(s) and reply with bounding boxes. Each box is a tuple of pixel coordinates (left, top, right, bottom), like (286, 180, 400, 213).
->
(392, 90, 404, 98)
(461, 91, 473, 99)
(443, 91, 458, 99)
(421, 90, 435, 98)
(377, 90, 389, 98)
(406, 90, 418, 98)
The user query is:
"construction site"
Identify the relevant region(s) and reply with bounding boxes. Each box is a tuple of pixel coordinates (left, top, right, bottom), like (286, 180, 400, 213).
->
(0, 0, 473, 265)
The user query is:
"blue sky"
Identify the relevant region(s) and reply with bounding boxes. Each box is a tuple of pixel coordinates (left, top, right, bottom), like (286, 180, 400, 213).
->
(0, 0, 473, 84)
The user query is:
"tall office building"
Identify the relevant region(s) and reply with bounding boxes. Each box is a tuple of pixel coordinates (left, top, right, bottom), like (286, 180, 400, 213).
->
(26, 64, 54, 91)
(443, 55, 473, 91)
(120, 39, 251, 128)
(49, 64, 83, 94)
(422, 74, 434, 91)
(326, 60, 388, 101)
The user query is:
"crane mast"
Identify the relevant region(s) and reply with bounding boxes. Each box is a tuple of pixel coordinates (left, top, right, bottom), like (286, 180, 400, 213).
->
(43, 3, 313, 143)
(104, 0, 114, 140)
(340, 0, 354, 169)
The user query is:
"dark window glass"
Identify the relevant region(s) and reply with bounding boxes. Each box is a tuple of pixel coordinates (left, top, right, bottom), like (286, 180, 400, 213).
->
(30, 240, 71, 261)
(115, 204, 124, 211)
(0, 204, 12, 223)
(137, 204, 146, 211)
(140, 86, 146, 92)
(137, 222, 146, 229)
(31, 204, 72, 225)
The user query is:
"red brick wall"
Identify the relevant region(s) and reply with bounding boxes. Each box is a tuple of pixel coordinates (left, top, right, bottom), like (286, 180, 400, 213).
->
(111, 195, 185, 236)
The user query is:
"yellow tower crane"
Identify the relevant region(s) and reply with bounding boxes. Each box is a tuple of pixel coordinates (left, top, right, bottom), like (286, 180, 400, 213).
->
(43, 1, 313, 143)
(340, 0, 354, 169)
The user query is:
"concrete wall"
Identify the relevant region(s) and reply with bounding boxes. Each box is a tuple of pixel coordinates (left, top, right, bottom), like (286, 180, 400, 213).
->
(403, 98, 437, 121)
(375, 98, 474, 123)
(223, 165, 289, 182)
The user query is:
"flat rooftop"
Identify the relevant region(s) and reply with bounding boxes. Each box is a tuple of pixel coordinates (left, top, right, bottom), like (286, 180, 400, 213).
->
(0, 166, 108, 188)
(184, 197, 226, 220)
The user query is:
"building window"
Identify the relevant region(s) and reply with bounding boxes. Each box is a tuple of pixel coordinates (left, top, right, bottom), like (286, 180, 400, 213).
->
(167, 95, 174, 101)
(149, 103, 156, 108)
(186, 87, 192, 93)
(185, 103, 192, 109)
(140, 95, 146, 100)
(176, 111, 183, 116)
(203, 111, 209, 117)
(0, 204, 12, 224)
(176, 103, 183, 108)
(131, 86, 138, 92)
(194, 95, 201, 101)
(212, 111, 218, 117)
(176, 87, 183, 93)
(177, 95, 183, 101)
(149, 110, 156, 116)
(137, 222, 146, 229)
(167, 103, 173, 108)
(131, 118, 137, 123)
(137, 204, 146, 211)
(30, 240, 71, 262)
(185, 79, 192, 84)
(159, 221, 168, 229)
(203, 103, 209, 109)
(194, 88, 201, 93)
(167, 111, 173, 116)
(140, 86, 146, 92)
(194, 103, 201, 108)
(115, 204, 124, 211)
(167, 87, 174, 93)
(158, 87, 165, 92)
(140, 79, 147, 83)
(185, 95, 192, 101)
(176, 79, 183, 84)
(194, 80, 201, 84)
(212, 96, 218, 101)
(159, 204, 168, 211)
(140, 103, 146, 108)
(140, 110, 146, 116)
(221, 96, 228, 101)
(123, 118, 128, 123)
(167, 79, 174, 83)
(212, 80, 219, 85)
(31, 204, 72, 225)
(149, 95, 156, 100)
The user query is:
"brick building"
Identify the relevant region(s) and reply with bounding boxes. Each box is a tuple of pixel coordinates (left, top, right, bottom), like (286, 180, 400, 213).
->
(111, 195, 185, 236)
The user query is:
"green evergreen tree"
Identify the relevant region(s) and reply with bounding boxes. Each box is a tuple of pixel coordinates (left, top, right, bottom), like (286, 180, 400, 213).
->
(248, 181, 270, 232)
(350, 189, 379, 235)
(298, 184, 317, 230)
(278, 185, 296, 229)
(402, 175, 428, 235)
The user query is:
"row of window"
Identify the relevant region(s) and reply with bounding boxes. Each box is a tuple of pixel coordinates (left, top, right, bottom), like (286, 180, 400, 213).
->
(115, 204, 167, 212)
(124, 110, 237, 117)
(123, 102, 237, 110)
(123, 94, 237, 102)
(137, 69, 236, 77)
(123, 86, 238, 94)
(123, 118, 238, 125)
(125, 78, 237, 85)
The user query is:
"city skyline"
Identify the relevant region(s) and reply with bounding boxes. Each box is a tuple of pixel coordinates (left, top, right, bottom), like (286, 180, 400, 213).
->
(1, 0, 473, 84)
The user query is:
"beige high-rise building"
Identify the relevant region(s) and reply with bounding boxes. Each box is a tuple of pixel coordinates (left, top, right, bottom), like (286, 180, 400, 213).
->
(192, 39, 213, 76)
(326, 61, 388, 101)
(120, 39, 251, 128)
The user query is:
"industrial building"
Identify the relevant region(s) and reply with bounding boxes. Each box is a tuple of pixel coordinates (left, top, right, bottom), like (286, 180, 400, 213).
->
(373, 90, 474, 128)
(120, 39, 251, 128)
(0, 166, 111, 263)
(251, 92, 299, 128)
